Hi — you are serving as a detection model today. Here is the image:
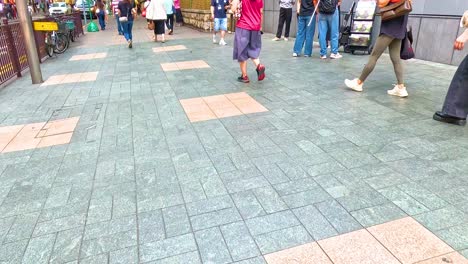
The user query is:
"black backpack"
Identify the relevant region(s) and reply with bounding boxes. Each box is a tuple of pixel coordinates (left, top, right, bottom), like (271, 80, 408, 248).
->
(319, 0, 337, 14)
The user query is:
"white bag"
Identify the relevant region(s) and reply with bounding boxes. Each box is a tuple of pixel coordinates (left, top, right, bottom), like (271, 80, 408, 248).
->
(119, 16, 128, 22)
(96, 8, 100, 13)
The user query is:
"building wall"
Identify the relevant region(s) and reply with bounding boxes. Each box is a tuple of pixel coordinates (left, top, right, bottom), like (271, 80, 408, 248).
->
(264, 0, 468, 65)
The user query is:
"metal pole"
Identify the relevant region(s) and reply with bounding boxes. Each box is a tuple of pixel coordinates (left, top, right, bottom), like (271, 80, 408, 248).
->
(16, 0, 43, 84)
(83, 0, 87, 25)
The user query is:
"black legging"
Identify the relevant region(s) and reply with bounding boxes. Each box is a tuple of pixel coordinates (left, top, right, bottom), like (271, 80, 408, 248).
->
(166, 14, 174, 31)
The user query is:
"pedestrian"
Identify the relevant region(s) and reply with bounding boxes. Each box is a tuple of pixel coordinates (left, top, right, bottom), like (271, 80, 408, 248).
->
(118, 0, 136, 48)
(433, 11, 468, 126)
(231, 0, 265, 83)
(273, 0, 295, 41)
(315, 0, 342, 59)
(211, 0, 229, 45)
(345, 0, 410, 97)
(146, 0, 167, 42)
(165, 0, 174, 35)
(113, 0, 124, 35)
(96, 0, 107, 30)
(174, 0, 183, 26)
(293, 0, 317, 57)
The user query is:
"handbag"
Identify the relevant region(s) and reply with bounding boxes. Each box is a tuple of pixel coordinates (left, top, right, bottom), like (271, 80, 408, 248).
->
(380, 0, 412, 21)
(148, 21, 154, 30)
(400, 26, 415, 60)
(118, 4, 130, 22)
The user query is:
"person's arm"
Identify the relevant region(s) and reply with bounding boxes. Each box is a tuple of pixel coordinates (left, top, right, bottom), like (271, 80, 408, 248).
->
(230, 0, 238, 13)
(337, 0, 341, 6)
(210, 1, 214, 19)
(296, 0, 300, 15)
(260, 7, 263, 31)
(378, 0, 390, 8)
(455, 29, 468, 50)
(313, 0, 318, 12)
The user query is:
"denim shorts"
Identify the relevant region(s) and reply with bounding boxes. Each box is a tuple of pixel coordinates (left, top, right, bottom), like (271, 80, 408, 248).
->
(214, 18, 228, 31)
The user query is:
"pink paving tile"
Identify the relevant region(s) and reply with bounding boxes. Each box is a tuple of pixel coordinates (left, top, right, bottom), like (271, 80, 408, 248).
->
(224, 92, 250, 100)
(41, 117, 80, 137)
(415, 252, 468, 264)
(160, 62, 179, 72)
(37, 132, 73, 148)
(0, 125, 24, 152)
(180, 97, 207, 107)
(318, 229, 401, 264)
(203, 95, 243, 118)
(180, 98, 211, 113)
(153, 45, 187, 53)
(80, 72, 99, 82)
(264, 242, 333, 264)
(368, 217, 455, 264)
(186, 111, 217, 122)
(228, 97, 268, 114)
(161, 60, 210, 72)
(2, 122, 46, 153)
(42, 74, 67, 86)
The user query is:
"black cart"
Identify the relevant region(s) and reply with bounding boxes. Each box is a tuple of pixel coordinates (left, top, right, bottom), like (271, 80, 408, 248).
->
(340, 1, 357, 53)
(347, 0, 377, 54)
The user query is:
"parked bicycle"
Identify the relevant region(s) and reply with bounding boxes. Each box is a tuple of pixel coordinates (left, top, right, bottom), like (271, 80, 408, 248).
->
(44, 18, 71, 57)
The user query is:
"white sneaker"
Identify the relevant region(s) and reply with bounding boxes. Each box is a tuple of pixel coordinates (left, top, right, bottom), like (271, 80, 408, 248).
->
(272, 37, 281, 41)
(284, 38, 289, 41)
(320, 55, 327, 59)
(293, 53, 298, 57)
(212, 35, 217, 44)
(219, 39, 227, 46)
(387, 85, 409, 98)
(345, 78, 363, 92)
(330, 53, 343, 59)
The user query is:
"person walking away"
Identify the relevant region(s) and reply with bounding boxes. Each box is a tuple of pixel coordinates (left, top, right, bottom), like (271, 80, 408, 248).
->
(273, 0, 295, 41)
(345, 0, 410, 97)
(146, 0, 167, 42)
(113, 0, 124, 35)
(165, 0, 175, 35)
(211, 0, 229, 45)
(231, 0, 265, 83)
(118, 0, 136, 48)
(174, 0, 183, 26)
(293, 0, 316, 57)
(433, 11, 468, 126)
(315, 0, 341, 59)
(96, 0, 107, 30)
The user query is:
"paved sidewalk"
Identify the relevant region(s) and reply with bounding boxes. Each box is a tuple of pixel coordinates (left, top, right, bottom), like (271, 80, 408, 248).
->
(0, 18, 467, 264)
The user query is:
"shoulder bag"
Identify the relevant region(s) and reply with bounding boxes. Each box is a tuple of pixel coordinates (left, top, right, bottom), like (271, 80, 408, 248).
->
(400, 26, 415, 60)
(380, 0, 412, 21)
(119, 4, 130, 22)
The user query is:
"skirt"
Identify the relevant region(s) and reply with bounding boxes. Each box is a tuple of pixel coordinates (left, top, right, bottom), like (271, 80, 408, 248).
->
(233, 27, 262, 62)
(154, 19, 165, 34)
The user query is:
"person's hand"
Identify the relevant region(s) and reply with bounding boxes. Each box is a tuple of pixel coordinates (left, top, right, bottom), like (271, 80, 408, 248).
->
(211, 14, 214, 19)
(454, 40, 465, 50)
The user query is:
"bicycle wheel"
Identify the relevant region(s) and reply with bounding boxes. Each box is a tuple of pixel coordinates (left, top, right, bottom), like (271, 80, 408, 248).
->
(69, 30, 75, 42)
(54, 33, 69, 54)
(44, 34, 54, 57)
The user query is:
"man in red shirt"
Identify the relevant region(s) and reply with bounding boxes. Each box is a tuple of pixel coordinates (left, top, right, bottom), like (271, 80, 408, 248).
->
(231, 0, 266, 83)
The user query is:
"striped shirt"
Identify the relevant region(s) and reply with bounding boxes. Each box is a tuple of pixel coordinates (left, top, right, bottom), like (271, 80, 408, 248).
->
(279, 0, 295, 9)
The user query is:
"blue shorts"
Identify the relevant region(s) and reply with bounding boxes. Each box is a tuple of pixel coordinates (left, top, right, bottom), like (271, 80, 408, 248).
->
(214, 18, 227, 31)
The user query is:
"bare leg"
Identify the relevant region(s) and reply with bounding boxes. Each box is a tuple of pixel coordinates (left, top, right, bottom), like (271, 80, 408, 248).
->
(239, 61, 247, 77)
(252, 58, 260, 67)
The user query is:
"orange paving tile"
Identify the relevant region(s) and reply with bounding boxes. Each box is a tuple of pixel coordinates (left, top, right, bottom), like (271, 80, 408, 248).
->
(264, 242, 332, 264)
(160, 60, 210, 72)
(0, 125, 24, 152)
(42, 72, 98, 86)
(368, 217, 455, 264)
(179, 92, 268, 122)
(0, 117, 80, 153)
(415, 252, 468, 264)
(153, 45, 187, 53)
(318, 229, 401, 264)
(69, 52, 107, 61)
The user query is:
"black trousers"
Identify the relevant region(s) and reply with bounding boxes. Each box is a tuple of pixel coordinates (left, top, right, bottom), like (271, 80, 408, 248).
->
(276, 7, 292, 38)
(442, 55, 468, 118)
(166, 14, 174, 31)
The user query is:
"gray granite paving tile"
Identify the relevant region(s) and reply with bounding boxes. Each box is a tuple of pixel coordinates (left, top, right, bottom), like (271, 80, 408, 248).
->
(364, 173, 410, 190)
(0, 216, 15, 242)
(273, 177, 319, 196)
(112, 192, 137, 219)
(255, 163, 290, 185)
(231, 191, 266, 219)
(221, 222, 261, 261)
(139, 210, 165, 244)
(232, 256, 267, 264)
(140, 233, 198, 263)
(0, 240, 29, 264)
(373, 149, 415, 162)
(44, 186, 72, 209)
(306, 161, 346, 177)
(200, 174, 229, 198)
(84, 215, 137, 241)
(49, 228, 83, 264)
(245, 210, 300, 236)
(137, 192, 185, 213)
(38, 201, 89, 223)
(33, 214, 86, 237)
(86, 197, 113, 224)
(397, 182, 449, 210)
(180, 181, 207, 203)
(80, 230, 137, 258)
(282, 187, 331, 209)
(109, 246, 138, 264)
(3, 212, 39, 243)
(22, 233, 56, 264)
(315, 199, 362, 234)
(254, 225, 313, 254)
(186, 195, 234, 216)
(378, 186, 430, 215)
(293, 205, 338, 240)
(350, 203, 407, 227)
(252, 186, 288, 214)
(224, 176, 270, 194)
(414, 206, 467, 232)
(149, 251, 202, 264)
(190, 207, 243, 231)
(460, 249, 468, 259)
(210, 154, 237, 174)
(195, 227, 232, 264)
(436, 223, 468, 251)
(276, 162, 311, 180)
(295, 140, 324, 155)
(80, 254, 109, 264)
(336, 189, 389, 212)
(162, 205, 192, 238)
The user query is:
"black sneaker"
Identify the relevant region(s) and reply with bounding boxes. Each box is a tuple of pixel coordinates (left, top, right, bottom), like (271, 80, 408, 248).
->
(128, 40, 132, 49)
(433, 111, 466, 126)
(237, 75, 250, 83)
(256, 64, 265, 81)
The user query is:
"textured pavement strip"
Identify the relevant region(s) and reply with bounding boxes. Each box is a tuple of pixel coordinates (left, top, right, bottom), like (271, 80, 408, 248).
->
(0, 18, 467, 263)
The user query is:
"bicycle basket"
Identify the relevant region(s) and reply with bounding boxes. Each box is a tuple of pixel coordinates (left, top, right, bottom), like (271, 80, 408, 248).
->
(65, 20, 75, 30)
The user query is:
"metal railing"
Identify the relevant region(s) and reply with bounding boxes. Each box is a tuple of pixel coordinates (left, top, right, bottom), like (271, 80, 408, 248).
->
(0, 12, 84, 86)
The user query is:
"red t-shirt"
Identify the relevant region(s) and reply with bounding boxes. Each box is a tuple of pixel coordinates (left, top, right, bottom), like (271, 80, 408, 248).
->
(236, 0, 263, 31)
